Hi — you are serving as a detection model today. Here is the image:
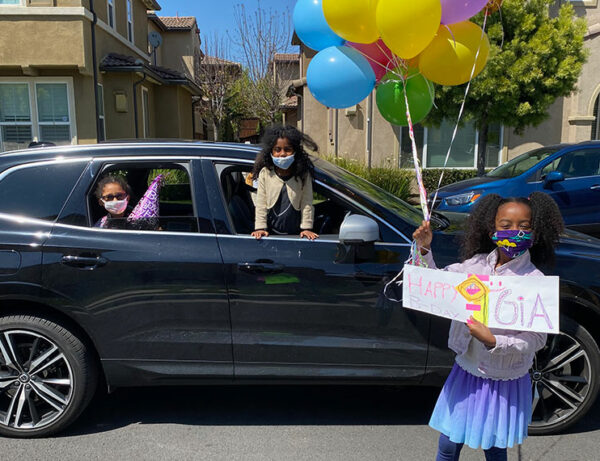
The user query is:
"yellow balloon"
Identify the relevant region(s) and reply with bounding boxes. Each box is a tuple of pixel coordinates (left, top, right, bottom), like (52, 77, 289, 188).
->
(376, 0, 441, 59)
(323, 0, 380, 44)
(419, 21, 490, 86)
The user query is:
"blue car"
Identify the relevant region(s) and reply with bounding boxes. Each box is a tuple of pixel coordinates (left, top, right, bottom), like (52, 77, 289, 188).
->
(432, 142, 600, 236)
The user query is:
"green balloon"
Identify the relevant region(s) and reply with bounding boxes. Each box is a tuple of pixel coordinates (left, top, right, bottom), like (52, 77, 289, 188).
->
(376, 71, 434, 126)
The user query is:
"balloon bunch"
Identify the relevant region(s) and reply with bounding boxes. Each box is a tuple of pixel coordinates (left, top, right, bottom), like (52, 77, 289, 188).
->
(294, 0, 494, 126)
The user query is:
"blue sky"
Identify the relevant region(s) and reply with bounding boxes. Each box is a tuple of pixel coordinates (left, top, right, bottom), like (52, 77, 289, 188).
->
(158, 0, 298, 53)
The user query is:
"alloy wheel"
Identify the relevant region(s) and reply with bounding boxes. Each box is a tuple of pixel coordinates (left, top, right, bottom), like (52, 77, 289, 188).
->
(530, 331, 592, 430)
(0, 330, 74, 430)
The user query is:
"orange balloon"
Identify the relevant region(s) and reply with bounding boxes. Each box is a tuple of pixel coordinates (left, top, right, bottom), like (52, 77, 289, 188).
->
(419, 21, 490, 86)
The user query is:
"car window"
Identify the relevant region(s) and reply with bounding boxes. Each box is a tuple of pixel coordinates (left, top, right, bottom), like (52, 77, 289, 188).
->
(555, 149, 600, 178)
(214, 162, 396, 241)
(0, 160, 86, 221)
(540, 158, 560, 178)
(86, 163, 198, 232)
(486, 147, 561, 179)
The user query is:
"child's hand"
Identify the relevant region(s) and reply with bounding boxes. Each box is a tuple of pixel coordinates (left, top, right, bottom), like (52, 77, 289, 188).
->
(300, 230, 319, 240)
(466, 316, 496, 348)
(251, 230, 269, 239)
(412, 220, 432, 254)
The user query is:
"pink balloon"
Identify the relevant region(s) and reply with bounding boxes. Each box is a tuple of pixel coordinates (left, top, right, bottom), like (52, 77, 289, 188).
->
(346, 40, 396, 82)
(440, 0, 489, 25)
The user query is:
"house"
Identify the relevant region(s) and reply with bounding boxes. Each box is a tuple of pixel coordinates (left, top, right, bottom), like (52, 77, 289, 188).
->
(0, 0, 200, 152)
(272, 53, 300, 127)
(292, 2, 600, 169)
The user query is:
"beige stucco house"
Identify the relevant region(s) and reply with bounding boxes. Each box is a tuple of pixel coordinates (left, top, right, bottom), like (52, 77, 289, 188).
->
(0, 0, 200, 152)
(291, 1, 600, 169)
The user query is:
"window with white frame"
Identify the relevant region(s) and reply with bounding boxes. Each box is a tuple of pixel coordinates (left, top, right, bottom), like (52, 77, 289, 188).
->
(0, 83, 32, 151)
(107, 0, 116, 29)
(0, 79, 76, 152)
(398, 120, 503, 169)
(127, 0, 134, 43)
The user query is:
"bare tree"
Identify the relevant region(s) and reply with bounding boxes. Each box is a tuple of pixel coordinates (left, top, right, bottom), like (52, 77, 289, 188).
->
(231, 0, 295, 124)
(196, 33, 242, 141)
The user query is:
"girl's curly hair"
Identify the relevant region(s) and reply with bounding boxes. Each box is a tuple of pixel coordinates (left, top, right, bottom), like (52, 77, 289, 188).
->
(461, 192, 564, 267)
(251, 124, 318, 181)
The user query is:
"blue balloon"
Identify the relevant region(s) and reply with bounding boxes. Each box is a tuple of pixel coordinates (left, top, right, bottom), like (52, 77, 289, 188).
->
(307, 46, 376, 109)
(293, 0, 345, 51)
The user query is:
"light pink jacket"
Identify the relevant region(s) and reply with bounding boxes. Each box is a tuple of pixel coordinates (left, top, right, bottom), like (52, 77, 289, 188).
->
(423, 249, 547, 380)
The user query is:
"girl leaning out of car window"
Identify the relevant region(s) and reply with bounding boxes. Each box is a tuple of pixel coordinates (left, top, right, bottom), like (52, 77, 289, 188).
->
(413, 192, 564, 461)
(251, 124, 319, 241)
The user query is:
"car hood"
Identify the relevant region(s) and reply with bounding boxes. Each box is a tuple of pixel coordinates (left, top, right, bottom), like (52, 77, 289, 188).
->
(436, 176, 504, 195)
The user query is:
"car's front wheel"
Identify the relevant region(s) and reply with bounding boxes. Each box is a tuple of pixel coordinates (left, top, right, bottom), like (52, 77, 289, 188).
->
(529, 315, 600, 435)
(0, 314, 97, 438)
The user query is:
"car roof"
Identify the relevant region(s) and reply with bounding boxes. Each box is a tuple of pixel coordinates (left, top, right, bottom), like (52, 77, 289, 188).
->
(0, 141, 262, 170)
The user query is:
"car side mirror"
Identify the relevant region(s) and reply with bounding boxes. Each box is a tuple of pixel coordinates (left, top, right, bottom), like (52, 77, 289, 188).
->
(339, 214, 380, 244)
(544, 171, 564, 189)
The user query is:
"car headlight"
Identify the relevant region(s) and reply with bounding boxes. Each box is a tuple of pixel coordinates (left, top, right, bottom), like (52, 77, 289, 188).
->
(444, 191, 482, 206)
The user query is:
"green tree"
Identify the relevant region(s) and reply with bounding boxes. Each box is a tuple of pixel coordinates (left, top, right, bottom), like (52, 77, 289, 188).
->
(426, 0, 587, 175)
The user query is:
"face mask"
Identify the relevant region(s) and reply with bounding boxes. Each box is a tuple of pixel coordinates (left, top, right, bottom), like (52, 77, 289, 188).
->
(271, 153, 295, 169)
(102, 198, 128, 215)
(491, 230, 533, 259)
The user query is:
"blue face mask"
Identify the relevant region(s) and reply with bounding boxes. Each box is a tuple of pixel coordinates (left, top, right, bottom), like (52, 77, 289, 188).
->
(271, 154, 295, 169)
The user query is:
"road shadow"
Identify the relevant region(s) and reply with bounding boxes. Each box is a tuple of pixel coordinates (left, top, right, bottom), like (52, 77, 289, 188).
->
(63, 385, 440, 436)
(62, 384, 600, 438)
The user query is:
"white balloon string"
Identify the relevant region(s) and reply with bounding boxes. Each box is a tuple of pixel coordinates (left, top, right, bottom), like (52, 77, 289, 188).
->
(427, 13, 489, 221)
(402, 77, 430, 220)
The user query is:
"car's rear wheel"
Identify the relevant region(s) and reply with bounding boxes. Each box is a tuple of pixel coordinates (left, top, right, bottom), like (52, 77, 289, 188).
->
(529, 315, 600, 435)
(0, 315, 97, 438)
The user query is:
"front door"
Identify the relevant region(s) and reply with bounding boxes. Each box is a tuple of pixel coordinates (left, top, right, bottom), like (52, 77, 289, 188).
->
(42, 157, 233, 378)
(202, 158, 430, 380)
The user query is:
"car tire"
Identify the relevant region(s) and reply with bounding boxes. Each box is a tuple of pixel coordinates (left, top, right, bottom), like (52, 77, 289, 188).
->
(0, 314, 98, 438)
(529, 314, 600, 435)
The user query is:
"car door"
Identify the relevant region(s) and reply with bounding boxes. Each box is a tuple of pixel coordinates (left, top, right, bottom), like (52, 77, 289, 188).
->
(542, 148, 600, 229)
(202, 157, 431, 381)
(41, 155, 233, 379)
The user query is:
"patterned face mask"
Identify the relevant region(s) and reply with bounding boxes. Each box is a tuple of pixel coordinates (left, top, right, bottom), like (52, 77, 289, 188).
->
(491, 230, 534, 259)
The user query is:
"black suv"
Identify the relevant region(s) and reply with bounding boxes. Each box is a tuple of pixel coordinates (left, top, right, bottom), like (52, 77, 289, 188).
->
(0, 142, 599, 438)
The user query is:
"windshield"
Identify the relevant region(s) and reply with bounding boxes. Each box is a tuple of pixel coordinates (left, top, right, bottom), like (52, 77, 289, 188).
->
(313, 157, 428, 228)
(486, 147, 561, 179)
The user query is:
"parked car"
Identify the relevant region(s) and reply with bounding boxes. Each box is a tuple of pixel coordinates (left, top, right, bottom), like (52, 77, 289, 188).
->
(431, 142, 600, 237)
(0, 142, 599, 438)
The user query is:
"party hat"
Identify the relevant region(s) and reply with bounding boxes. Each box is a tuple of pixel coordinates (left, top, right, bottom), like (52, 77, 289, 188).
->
(128, 174, 163, 227)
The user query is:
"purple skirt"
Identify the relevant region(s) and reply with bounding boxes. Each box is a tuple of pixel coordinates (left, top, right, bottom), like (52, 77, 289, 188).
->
(429, 363, 532, 450)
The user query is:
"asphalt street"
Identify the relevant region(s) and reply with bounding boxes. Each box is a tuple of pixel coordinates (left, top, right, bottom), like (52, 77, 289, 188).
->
(2, 384, 599, 461)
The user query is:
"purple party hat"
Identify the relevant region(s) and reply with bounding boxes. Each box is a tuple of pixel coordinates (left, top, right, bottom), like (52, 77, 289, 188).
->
(128, 174, 163, 224)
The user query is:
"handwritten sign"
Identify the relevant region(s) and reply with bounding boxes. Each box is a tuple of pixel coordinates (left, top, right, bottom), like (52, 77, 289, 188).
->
(402, 264, 559, 334)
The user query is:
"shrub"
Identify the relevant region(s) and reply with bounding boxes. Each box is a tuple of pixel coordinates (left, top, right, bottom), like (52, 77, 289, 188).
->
(326, 157, 413, 201)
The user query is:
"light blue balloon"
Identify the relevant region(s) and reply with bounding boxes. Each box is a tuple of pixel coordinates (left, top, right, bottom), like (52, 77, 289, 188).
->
(293, 0, 345, 51)
(307, 46, 376, 109)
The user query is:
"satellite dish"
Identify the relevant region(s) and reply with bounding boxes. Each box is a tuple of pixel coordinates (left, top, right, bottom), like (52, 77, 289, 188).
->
(148, 31, 163, 49)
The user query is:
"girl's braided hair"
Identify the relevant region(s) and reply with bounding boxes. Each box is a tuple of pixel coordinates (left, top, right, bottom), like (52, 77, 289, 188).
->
(252, 124, 318, 181)
(461, 192, 564, 267)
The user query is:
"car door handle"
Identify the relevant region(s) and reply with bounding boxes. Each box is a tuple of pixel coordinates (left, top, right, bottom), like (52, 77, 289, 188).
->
(237, 261, 284, 274)
(61, 255, 108, 270)
(591, 184, 600, 190)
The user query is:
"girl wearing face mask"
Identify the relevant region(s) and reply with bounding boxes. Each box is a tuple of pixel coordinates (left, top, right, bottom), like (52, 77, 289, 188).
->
(412, 192, 564, 461)
(251, 125, 319, 240)
(94, 176, 132, 228)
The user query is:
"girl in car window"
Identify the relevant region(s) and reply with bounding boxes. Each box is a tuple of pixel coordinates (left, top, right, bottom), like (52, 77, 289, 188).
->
(251, 125, 319, 240)
(94, 175, 133, 229)
(413, 192, 564, 461)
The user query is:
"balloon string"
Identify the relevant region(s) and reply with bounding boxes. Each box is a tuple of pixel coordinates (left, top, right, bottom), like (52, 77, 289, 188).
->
(402, 77, 429, 220)
(351, 47, 398, 74)
(427, 13, 489, 221)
